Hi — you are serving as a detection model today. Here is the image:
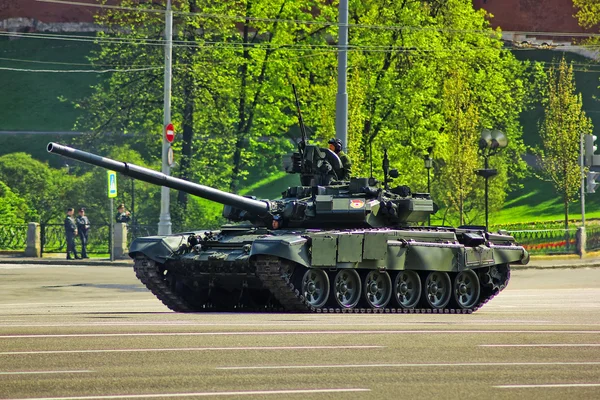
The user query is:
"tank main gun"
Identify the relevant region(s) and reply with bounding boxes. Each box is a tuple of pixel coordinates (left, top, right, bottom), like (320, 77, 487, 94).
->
(47, 143, 271, 220)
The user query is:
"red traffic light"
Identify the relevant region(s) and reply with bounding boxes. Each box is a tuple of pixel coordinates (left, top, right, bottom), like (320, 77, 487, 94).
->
(165, 123, 175, 143)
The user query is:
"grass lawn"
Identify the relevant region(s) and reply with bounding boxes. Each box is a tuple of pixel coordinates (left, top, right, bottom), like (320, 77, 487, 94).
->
(0, 34, 100, 132)
(493, 175, 600, 227)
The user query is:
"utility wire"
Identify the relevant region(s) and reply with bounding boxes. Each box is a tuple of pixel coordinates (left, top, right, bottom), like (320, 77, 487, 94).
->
(0, 56, 162, 67)
(3, 31, 600, 54)
(0, 66, 161, 73)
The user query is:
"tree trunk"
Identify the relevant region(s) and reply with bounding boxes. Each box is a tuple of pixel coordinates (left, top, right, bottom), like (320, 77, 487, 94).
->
(177, 83, 194, 208)
(459, 196, 464, 225)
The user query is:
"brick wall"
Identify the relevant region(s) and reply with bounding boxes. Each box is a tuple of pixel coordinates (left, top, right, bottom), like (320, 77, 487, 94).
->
(0, 0, 120, 24)
(473, 0, 589, 32)
(1, 1, 596, 33)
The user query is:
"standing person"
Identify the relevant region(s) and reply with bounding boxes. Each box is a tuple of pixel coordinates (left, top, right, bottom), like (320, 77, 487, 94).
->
(76, 208, 90, 259)
(64, 208, 79, 260)
(328, 138, 352, 180)
(115, 204, 131, 223)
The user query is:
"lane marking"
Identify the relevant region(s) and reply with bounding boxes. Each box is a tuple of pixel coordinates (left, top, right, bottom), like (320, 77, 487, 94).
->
(3, 319, 584, 328)
(0, 388, 370, 400)
(218, 361, 600, 370)
(0, 345, 384, 355)
(0, 265, 96, 270)
(0, 300, 157, 307)
(2, 330, 600, 339)
(495, 383, 600, 389)
(0, 370, 92, 375)
(481, 344, 600, 348)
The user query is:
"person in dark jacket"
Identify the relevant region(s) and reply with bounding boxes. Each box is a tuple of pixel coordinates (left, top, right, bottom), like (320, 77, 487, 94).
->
(328, 138, 352, 180)
(64, 208, 80, 260)
(115, 204, 131, 223)
(76, 208, 90, 259)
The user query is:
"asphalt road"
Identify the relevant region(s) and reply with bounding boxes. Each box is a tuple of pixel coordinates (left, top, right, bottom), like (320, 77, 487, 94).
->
(0, 264, 599, 400)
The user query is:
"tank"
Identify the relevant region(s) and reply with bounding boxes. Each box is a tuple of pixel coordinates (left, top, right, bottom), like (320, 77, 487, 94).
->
(47, 141, 529, 314)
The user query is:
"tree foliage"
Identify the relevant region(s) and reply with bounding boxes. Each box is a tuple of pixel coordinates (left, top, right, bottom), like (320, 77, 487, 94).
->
(303, 0, 529, 225)
(75, 0, 334, 226)
(536, 57, 593, 229)
(437, 70, 480, 225)
(0, 181, 29, 224)
(573, 0, 600, 29)
(0, 153, 76, 223)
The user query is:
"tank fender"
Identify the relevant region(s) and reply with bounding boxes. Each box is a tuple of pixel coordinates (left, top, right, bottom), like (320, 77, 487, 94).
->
(250, 235, 310, 268)
(490, 244, 530, 265)
(128, 235, 187, 263)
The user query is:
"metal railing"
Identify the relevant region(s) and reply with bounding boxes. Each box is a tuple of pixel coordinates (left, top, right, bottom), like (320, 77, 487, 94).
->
(506, 229, 578, 255)
(40, 223, 111, 254)
(0, 223, 594, 257)
(0, 224, 28, 250)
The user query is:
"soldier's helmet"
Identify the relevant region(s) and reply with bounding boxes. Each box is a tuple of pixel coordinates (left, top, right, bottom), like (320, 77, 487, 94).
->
(328, 138, 342, 153)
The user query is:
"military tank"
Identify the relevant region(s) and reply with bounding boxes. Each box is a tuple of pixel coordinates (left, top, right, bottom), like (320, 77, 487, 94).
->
(47, 138, 528, 314)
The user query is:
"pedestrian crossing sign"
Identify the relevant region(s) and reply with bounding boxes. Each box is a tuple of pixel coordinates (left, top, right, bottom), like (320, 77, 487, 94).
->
(107, 171, 117, 198)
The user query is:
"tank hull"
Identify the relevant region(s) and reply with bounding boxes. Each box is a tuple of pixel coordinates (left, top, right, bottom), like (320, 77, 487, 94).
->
(129, 226, 527, 313)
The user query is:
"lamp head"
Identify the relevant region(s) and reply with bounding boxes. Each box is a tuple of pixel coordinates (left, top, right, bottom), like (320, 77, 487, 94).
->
(479, 129, 508, 150)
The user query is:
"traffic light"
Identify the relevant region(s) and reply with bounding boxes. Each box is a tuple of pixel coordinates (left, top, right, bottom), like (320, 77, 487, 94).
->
(584, 134, 598, 166)
(587, 171, 600, 194)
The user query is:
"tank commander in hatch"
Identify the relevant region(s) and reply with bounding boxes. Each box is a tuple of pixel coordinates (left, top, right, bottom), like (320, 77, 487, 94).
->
(328, 138, 352, 181)
(115, 204, 131, 223)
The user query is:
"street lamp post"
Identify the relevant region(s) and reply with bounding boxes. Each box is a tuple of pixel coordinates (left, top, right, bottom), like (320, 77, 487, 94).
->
(476, 129, 508, 231)
(423, 150, 432, 226)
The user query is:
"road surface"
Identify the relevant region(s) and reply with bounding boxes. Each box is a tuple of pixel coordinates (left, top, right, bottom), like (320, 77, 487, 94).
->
(0, 264, 598, 399)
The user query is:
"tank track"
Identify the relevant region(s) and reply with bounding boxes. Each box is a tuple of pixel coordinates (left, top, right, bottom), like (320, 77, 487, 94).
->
(133, 257, 195, 312)
(254, 256, 505, 314)
(133, 255, 507, 313)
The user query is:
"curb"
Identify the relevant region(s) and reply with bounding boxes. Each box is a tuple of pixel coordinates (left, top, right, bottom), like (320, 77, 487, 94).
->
(512, 263, 600, 270)
(0, 257, 132, 267)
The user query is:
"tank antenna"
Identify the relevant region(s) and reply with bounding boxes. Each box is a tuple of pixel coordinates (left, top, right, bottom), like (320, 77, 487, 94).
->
(383, 148, 390, 190)
(292, 84, 308, 156)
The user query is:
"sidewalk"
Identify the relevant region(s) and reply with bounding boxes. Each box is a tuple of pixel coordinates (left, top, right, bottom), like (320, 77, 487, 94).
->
(0, 253, 133, 267)
(1, 252, 600, 269)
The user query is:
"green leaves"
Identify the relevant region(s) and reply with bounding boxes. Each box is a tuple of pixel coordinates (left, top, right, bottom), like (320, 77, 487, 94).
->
(537, 57, 593, 228)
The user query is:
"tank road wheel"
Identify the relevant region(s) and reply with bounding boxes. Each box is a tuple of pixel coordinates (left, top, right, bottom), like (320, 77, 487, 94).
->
(393, 270, 421, 309)
(332, 269, 361, 309)
(421, 271, 452, 309)
(363, 270, 392, 309)
(479, 264, 511, 294)
(301, 269, 330, 309)
(452, 270, 481, 309)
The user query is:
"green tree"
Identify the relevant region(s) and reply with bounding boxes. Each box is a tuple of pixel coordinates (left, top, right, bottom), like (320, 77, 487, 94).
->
(0, 182, 29, 224)
(75, 0, 335, 223)
(437, 70, 480, 225)
(303, 0, 529, 225)
(0, 153, 76, 223)
(536, 57, 593, 230)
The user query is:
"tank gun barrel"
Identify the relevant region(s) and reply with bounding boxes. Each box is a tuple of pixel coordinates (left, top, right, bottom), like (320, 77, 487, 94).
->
(47, 142, 271, 216)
